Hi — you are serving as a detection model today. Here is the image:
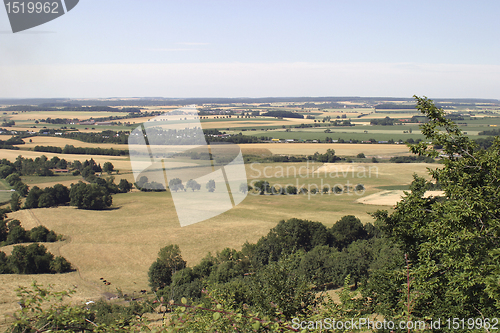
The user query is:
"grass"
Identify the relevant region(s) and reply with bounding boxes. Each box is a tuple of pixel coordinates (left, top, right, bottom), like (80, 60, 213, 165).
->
(0, 179, 13, 203)
(21, 175, 84, 188)
(240, 143, 412, 157)
(21, 136, 128, 149)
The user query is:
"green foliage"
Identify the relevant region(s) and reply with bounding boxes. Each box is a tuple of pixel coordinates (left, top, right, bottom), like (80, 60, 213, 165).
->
(370, 116, 396, 125)
(103, 161, 114, 174)
(206, 179, 216, 192)
(6, 172, 21, 185)
(9, 282, 140, 332)
(118, 178, 133, 193)
(50, 256, 72, 273)
(330, 215, 367, 250)
(10, 192, 21, 211)
(253, 180, 271, 194)
(168, 178, 184, 192)
(6, 225, 30, 245)
(24, 186, 43, 209)
(249, 254, 318, 318)
(372, 96, 500, 319)
(9, 243, 54, 274)
(69, 182, 112, 210)
(0, 164, 15, 178)
(149, 244, 187, 291)
(307, 149, 341, 163)
(186, 179, 201, 191)
(252, 218, 332, 266)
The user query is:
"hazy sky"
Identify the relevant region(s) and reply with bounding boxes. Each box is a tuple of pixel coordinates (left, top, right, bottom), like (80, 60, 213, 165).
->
(1, 0, 500, 99)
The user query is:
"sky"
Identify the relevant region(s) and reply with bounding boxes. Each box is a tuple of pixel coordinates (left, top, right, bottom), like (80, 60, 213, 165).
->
(1, 0, 500, 99)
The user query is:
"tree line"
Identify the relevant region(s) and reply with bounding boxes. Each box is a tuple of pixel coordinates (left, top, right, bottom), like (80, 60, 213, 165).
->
(1, 219, 60, 246)
(34, 144, 128, 156)
(261, 110, 304, 119)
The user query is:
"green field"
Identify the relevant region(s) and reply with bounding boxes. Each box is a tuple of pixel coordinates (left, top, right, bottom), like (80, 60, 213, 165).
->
(0, 179, 13, 203)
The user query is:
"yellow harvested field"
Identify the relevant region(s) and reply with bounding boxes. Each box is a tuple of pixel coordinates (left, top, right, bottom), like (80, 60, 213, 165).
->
(21, 136, 128, 149)
(239, 143, 412, 156)
(8, 111, 130, 121)
(356, 190, 444, 206)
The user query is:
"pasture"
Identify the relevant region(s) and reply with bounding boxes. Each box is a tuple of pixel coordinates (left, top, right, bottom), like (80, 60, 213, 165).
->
(0, 179, 13, 203)
(240, 143, 412, 157)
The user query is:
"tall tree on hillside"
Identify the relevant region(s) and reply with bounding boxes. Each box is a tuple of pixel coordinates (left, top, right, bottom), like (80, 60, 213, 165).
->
(148, 244, 187, 291)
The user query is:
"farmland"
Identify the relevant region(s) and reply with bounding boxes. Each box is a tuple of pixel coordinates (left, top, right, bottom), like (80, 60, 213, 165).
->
(1, 97, 500, 329)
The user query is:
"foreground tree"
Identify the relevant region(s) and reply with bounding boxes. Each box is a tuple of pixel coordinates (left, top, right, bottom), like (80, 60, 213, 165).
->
(373, 96, 500, 319)
(148, 244, 187, 291)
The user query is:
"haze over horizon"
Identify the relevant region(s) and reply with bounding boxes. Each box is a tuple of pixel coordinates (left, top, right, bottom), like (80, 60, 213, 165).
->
(1, 1, 500, 99)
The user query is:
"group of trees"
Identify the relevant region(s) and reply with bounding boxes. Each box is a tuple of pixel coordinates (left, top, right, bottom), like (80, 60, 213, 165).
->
(307, 149, 342, 163)
(64, 130, 130, 144)
(148, 216, 384, 319)
(135, 176, 166, 192)
(0, 243, 71, 274)
(4, 172, 29, 198)
(1, 120, 15, 127)
(261, 110, 304, 119)
(136, 177, 216, 193)
(34, 145, 128, 156)
(0, 212, 71, 274)
(0, 155, 62, 177)
(370, 116, 396, 125)
(69, 182, 113, 210)
(389, 155, 435, 163)
(23, 184, 70, 209)
(0, 135, 24, 149)
(0, 219, 60, 246)
(1, 155, 132, 211)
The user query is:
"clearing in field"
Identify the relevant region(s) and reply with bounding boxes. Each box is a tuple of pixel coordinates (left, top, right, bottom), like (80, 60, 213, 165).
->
(356, 190, 444, 206)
